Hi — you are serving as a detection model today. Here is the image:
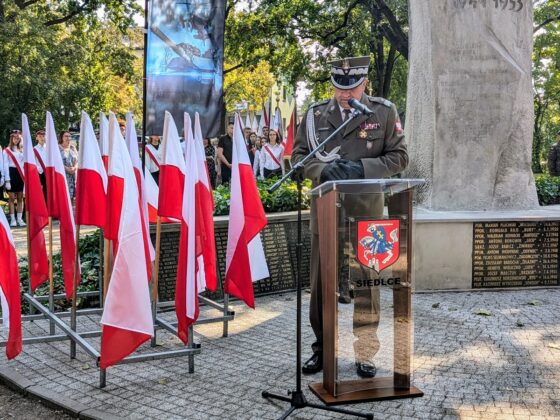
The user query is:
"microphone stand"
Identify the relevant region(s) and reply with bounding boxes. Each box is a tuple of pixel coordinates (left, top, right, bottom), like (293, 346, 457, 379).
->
(262, 109, 373, 419)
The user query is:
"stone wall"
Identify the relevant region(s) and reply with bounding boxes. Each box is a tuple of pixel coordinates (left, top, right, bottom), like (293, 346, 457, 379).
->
(152, 212, 312, 302)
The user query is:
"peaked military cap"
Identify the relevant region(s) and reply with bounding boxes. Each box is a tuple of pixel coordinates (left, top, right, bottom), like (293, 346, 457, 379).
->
(328, 56, 370, 90)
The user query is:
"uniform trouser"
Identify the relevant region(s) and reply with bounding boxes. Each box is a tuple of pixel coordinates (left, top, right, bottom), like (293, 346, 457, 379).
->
(309, 231, 381, 362)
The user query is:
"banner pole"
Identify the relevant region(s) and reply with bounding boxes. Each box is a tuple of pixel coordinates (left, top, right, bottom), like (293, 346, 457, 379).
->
(141, 0, 149, 169)
(103, 238, 110, 304)
(25, 210, 35, 315)
(150, 216, 162, 347)
(48, 217, 55, 335)
(70, 225, 80, 359)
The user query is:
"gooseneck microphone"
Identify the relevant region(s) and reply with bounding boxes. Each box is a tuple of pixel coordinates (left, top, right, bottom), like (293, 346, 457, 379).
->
(348, 98, 374, 115)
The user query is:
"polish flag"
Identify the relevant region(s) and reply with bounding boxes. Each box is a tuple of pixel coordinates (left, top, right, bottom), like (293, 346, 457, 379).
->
(21, 113, 49, 291)
(104, 112, 123, 249)
(124, 112, 155, 278)
(158, 111, 185, 220)
(175, 112, 205, 343)
(193, 112, 217, 291)
(257, 112, 266, 137)
(45, 112, 79, 299)
(224, 115, 269, 308)
(283, 108, 296, 157)
(262, 102, 269, 127)
(99, 113, 109, 171)
(145, 169, 175, 224)
(244, 112, 251, 130)
(99, 114, 154, 369)
(76, 111, 107, 229)
(271, 106, 284, 144)
(251, 114, 259, 134)
(0, 211, 22, 360)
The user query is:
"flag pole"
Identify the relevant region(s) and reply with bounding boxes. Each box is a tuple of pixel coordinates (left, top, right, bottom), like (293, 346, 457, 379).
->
(70, 224, 80, 359)
(48, 216, 55, 335)
(150, 216, 162, 347)
(103, 238, 110, 304)
(25, 210, 34, 315)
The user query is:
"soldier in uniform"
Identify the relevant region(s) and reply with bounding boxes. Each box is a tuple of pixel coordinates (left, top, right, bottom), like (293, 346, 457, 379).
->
(291, 56, 408, 378)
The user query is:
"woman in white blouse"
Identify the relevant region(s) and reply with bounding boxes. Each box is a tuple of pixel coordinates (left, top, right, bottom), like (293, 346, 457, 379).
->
(145, 135, 161, 185)
(260, 129, 285, 179)
(253, 137, 264, 179)
(2, 130, 26, 227)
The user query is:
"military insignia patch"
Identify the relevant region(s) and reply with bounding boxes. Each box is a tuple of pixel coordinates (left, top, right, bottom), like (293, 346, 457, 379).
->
(395, 119, 403, 134)
(358, 129, 367, 139)
(357, 220, 400, 273)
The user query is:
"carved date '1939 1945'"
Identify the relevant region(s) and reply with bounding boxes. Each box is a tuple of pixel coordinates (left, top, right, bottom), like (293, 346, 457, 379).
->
(453, 0, 523, 12)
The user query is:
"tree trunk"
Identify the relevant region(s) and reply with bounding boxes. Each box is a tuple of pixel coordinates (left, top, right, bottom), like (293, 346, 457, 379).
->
(532, 98, 546, 173)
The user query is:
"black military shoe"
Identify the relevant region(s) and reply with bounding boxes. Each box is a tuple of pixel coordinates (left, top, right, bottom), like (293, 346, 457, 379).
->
(355, 362, 376, 378)
(302, 352, 323, 374)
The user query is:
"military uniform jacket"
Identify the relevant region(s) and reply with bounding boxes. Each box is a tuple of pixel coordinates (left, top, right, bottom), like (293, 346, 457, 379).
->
(291, 93, 408, 233)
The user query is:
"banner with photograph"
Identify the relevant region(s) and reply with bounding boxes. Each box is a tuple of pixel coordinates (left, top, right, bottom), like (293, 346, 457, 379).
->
(146, 0, 225, 138)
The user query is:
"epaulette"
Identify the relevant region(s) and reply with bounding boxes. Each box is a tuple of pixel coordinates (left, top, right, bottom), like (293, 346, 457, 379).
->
(368, 96, 392, 108)
(309, 99, 329, 108)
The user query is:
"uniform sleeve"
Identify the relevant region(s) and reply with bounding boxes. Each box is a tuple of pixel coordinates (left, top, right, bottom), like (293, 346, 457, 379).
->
(290, 109, 328, 184)
(360, 103, 408, 179)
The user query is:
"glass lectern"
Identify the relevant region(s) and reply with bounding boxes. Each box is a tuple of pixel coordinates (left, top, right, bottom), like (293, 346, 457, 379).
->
(308, 179, 424, 405)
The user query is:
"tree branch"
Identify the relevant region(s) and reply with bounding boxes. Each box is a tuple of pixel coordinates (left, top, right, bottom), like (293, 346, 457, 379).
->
(44, 0, 92, 27)
(372, 0, 408, 60)
(224, 63, 244, 75)
(534, 15, 560, 33)
(14, 0, 40, 9)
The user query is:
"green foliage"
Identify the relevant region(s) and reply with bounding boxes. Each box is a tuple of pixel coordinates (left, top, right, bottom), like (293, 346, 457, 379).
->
(225, 0, 409, 107)
(532, 1, 560, 172)
(19, 229, 102, 311)
(213, 177, 312, 216)
(0, 0, 142, 143)
(534, 174, 560, 205)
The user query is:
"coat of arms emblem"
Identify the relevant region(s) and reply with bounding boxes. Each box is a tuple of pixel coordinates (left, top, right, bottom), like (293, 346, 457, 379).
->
(357, 220, 400, 273)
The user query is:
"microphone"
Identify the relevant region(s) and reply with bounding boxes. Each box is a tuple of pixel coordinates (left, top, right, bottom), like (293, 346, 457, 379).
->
(348, 98, 374, 116)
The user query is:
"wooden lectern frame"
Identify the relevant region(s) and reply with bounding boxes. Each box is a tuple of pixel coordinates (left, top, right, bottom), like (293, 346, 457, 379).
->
(308, 179, 424, 405)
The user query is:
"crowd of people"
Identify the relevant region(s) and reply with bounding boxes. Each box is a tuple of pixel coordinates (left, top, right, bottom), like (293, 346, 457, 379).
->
(0, 118, 286, 229)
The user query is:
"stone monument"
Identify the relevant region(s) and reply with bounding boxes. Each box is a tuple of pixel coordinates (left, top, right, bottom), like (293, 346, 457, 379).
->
(405, 0, 539, 210)
(405, 1, 560, 292)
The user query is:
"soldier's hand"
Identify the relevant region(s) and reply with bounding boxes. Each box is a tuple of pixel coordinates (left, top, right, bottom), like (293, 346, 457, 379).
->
(290, 162, 305, 183)
(320, 161, 347, 183)
(338, 159, 365, 179)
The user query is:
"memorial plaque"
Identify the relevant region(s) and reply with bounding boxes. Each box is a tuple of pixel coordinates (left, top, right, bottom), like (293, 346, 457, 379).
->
(472, 221, 560, 288)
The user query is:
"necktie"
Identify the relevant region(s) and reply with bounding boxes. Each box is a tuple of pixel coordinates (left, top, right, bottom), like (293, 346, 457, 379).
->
(343, 109, 351, 122)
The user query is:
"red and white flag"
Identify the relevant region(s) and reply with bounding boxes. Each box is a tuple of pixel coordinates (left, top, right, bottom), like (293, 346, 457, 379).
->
(193, 112, 217, 291)
(158, 111, 186, 220)
(22, 113, 49, 291)
(244, 113, 251, 131)
(283, 107, 296, 157)
(76, 111, 107, 229)
(224, 115, 269, 308)
(175, 112, 208, 343)
(251, 114, 259, 134)
(104, 112, 123, 249)
(99, 112, 109, 171)
(45, 112, 79, 299)
(262, 102, 270, 128)
(145, 169, 175, 224)
(271, 106, 284, 144)
(0, 206, 22, 360)
(100, 113, 154, 369)
(124, 112, 155, 278)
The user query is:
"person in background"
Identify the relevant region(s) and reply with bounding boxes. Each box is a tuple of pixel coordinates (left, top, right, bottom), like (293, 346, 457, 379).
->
(59, 131, 78, 199)
(253, 138, 264, 179)
(260, 129, 285, 179)
(547, 129, 560, 176)
(262, 126, 270, 140)
(203, 137, 217, 188)
(145, 135, 161, 185)
(2, 130, 26, 227)
(34, 129, 47, 200)
(217, 121, 234, 185)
